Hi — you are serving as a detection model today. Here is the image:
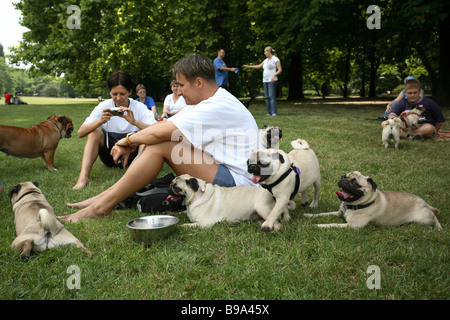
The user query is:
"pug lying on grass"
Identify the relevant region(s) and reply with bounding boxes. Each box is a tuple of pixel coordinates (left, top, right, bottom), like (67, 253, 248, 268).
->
(167, 174, 290, 230)
(304, 171, 442, 229)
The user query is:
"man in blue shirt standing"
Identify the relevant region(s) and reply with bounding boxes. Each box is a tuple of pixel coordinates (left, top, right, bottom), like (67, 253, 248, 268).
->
(213, 49, 237, 89)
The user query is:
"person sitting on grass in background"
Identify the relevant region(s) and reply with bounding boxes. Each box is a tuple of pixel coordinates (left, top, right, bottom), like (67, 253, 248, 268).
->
(72, 70, 156, 190)
(385, 76, 425, 113)
(383, 78, 445, 140)
(161, 80, 186, 119)
(59, 54, 259, 223)
(135, 84, 158, 119)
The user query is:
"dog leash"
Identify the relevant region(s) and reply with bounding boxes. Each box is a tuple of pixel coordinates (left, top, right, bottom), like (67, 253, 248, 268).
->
(262, 164, 300, 200)
(399, 112, 421, 129)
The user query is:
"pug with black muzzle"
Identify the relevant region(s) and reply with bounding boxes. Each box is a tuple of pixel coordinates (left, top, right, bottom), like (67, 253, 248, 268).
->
(9, 182, 91, 259)
(303, 171, 442, 229)
(167, 174, 287, 230)
(259, 125, 282, 149)
(248, 139, 321, 231)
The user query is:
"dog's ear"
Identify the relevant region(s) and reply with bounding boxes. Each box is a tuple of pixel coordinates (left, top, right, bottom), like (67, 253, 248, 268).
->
(58, 116, 68, 125)
(367, 177, 377, 191)
(278, 153, 285, 163)
(262, 125, 268, 129)
(32, 182, 39, 187)
(186, 178, 199, 192)
(8, 184, 21, 199)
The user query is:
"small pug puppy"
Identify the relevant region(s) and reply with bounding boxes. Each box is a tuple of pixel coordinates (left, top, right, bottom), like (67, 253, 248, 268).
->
(259, 125, 282, 149)
(167, 174, 287, 230)
(303, 171, 442, 229)
(9, 182, 90, 259)
(398, 106, 425, 131)
(248, 139, 321, 231)
(381, 117, 402, 149)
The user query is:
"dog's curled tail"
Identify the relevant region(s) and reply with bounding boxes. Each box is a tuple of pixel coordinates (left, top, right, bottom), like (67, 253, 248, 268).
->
(39, 209, 58, 234)
(291, 139, 310, 150)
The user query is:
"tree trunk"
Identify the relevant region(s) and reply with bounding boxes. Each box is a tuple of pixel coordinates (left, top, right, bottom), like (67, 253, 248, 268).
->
(287, 51, 305, 100)
(343, 48, 351, 98)
(435, 13, 450, 106)
(368, 31, 377, 98)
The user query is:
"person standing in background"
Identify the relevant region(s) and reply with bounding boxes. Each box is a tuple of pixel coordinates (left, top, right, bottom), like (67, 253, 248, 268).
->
(213, 49, 237, 90)
(243, 46, 282, 116)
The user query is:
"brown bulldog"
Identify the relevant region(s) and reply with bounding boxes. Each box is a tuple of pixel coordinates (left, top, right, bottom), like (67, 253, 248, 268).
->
(0, 115, 73, 170)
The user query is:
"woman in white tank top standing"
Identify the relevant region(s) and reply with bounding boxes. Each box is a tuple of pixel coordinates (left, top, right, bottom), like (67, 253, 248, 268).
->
(243, 46, 282, 116)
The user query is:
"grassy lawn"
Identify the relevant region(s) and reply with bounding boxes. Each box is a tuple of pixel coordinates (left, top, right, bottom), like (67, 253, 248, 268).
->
(0, 97, 448, 301)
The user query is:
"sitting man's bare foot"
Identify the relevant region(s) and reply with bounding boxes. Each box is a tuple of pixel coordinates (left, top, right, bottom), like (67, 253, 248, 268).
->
(58, 206, 109, 223)
(66, 198, 94, 209)
(72, 177, 91, 190)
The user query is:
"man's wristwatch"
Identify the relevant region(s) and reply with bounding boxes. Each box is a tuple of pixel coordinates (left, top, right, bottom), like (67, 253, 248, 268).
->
(126, 132, 134, 146)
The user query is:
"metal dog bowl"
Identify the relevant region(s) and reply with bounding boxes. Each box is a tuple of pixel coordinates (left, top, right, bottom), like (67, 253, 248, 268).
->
(126, 215, 179, 245)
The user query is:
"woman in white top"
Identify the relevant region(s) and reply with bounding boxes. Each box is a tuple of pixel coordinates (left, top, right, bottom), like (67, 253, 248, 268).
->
(72, 70, 156, 190)
(161, 80, 187, 118)
(243, 46, 282, 116)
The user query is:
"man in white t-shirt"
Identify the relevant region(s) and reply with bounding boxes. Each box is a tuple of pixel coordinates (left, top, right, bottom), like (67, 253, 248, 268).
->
(72, 70, 156, 189)
(60, 55, 260, 222)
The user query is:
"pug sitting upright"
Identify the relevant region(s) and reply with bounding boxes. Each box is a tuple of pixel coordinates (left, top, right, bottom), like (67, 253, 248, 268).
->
(303, 171, 442, 229)
(259, 125, 282, 149)
(248, 139, 321, 231)
(9, 182, 90, 259)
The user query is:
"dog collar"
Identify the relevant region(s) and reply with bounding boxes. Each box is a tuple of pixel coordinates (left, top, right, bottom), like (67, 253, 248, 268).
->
(187, 185, 206, 206)
(16, 190, 41, 203)
(345, 200, 376, 211)
(47, 119, 63, 137)
(262, 164, 300, 200)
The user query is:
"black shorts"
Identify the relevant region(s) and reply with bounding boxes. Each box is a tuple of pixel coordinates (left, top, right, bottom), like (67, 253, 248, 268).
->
(98, 130, 139, 168)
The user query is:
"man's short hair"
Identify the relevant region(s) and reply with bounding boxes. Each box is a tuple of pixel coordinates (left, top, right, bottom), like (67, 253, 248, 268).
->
(172, 55, 216, 84)
(405, 78, 421, 90)
(135, 84, 146, 92)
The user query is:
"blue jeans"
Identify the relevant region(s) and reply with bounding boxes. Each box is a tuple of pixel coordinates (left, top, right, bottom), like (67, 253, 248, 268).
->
(263, 81, 278, 115)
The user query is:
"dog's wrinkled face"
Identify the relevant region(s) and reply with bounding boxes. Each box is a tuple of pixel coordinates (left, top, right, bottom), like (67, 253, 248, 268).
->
(336, 171, 377, 203)
(167, 174, 202, 204)
(247, 149, 286, 184)
(411, 106, 425, 116)
(9, 181, 40, 205)
(48, 115, 74, 138)
(261, 125, 282, 148)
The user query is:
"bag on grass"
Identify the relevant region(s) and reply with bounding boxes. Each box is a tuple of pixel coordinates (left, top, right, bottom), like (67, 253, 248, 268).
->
(114, 173, 185, 213)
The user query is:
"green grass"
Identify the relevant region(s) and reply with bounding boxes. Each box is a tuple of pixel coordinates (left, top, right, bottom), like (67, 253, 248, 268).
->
(0, 98, 449, 300)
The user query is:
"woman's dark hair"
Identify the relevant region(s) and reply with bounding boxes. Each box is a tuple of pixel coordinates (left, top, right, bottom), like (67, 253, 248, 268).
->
(107, 70, 134, 92)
